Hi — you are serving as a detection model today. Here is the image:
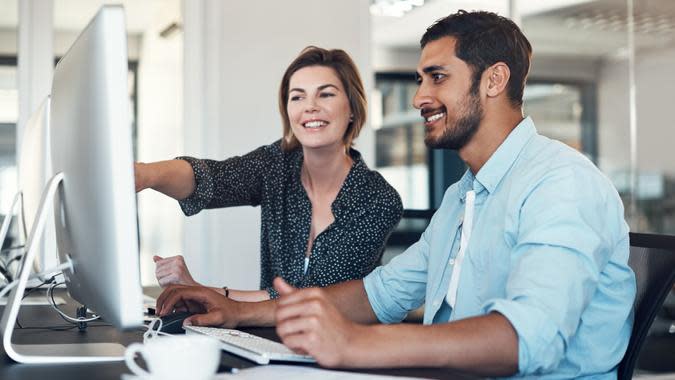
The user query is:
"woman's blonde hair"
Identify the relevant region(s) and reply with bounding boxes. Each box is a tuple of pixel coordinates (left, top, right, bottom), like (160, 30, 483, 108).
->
(279, 46, 367, 152)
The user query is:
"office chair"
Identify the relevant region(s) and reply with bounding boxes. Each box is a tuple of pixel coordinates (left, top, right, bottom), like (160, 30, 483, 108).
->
(618, 232, 675, 380)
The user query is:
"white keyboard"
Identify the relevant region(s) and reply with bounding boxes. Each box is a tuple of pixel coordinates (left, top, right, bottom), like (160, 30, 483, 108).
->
(184, 325, 316, 365)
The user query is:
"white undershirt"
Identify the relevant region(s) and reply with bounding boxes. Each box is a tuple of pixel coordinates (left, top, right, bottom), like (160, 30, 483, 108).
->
(446, 190, 476, 308)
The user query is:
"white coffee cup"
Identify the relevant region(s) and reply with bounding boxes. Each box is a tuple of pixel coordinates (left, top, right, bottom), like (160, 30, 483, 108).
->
(125, 335, 221, 380)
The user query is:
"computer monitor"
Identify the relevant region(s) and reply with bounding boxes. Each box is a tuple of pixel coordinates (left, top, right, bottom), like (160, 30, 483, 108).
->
(0, 5, 143, 363)
(18, 96, 58, 276)
(0, 96, 57, 286)
(50, 4, 142, 331)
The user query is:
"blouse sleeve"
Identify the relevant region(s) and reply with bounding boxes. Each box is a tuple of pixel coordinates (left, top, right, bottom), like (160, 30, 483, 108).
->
(176, 144, 275, 216)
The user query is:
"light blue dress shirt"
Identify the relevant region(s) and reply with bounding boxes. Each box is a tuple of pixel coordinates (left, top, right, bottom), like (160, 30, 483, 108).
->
(364, 117, 636, 379)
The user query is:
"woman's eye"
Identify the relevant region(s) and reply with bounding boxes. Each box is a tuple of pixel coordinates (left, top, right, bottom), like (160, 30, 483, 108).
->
(320, 92, 336, 98)
(290, 95, 302, 101)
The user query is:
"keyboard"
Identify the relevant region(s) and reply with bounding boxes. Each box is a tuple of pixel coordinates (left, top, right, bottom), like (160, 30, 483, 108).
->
(184, 325, 316, 365)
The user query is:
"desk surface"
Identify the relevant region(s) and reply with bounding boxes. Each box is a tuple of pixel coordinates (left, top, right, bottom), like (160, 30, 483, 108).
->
(0, 290, 479, 380)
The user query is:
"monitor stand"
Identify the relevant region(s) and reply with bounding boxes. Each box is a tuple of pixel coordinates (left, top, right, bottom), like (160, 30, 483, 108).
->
(0, 173, 126, 363)
(0, 189, 57, 286)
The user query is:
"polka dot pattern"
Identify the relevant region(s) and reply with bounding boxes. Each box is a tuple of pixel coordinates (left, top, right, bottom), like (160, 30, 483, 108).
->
(176, 140, 403, 298)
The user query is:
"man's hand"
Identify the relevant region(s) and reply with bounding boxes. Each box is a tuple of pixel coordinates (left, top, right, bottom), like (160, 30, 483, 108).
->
(154, 255, 199, 288)
(274, 277, 363, 367)
(156, 285, 242, 328)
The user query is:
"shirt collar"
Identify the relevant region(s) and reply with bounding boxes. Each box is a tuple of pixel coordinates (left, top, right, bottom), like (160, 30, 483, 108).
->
(294, 147, 369, 216)
(458, 116, 536, 199)
(333, 148, 368, 208)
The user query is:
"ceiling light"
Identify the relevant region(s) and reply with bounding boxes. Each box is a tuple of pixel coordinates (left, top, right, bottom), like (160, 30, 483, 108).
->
(370, 0, 425, 18)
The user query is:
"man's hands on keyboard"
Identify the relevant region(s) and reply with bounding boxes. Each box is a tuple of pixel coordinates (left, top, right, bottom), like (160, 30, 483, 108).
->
(156, 284, 243, 328)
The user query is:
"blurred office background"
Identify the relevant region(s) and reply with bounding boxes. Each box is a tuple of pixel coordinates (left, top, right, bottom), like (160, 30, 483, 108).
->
(0, 0, 674, 372)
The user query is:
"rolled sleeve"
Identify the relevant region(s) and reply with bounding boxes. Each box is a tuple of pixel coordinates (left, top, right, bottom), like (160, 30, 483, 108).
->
(176, 156, 215, 216)
(174, 144, 273, 216)
(364, 266, 408, 324)
(483, 241, 604, 375)
(364, 236, 430, 324)
(485, 299, 564, 375)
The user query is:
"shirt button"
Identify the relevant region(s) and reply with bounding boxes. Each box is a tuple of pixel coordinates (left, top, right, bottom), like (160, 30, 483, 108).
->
(448, 258, 455, 265)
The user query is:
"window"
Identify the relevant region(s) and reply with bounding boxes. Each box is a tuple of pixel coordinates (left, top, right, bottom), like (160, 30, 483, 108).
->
(0, 59, 18, 249)
(374, 73, 430, 210)
(524, 81, 597, 163)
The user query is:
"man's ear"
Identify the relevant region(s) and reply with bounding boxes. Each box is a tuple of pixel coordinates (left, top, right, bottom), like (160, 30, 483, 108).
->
(485, 62, 510, 98)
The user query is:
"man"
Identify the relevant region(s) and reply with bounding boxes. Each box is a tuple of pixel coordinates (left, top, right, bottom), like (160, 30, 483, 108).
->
(156, 10, 635, 378)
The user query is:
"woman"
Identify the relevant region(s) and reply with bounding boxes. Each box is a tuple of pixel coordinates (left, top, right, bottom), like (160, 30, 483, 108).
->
(136, 46, 402, 302)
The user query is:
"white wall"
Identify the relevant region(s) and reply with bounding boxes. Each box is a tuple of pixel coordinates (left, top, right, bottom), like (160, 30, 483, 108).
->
(598, 46, 675, 178)
(182, 0, 372, 290)
(135, 2, 182, 286)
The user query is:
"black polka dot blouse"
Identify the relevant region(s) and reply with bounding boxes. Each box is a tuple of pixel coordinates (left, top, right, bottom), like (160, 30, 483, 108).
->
(176, 140, 403, 298)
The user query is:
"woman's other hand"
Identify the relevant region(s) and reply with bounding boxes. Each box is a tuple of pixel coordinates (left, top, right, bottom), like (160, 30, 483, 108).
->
(154, 255, 200, 288)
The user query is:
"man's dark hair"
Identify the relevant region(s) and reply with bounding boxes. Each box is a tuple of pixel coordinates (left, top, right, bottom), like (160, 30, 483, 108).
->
(420, 10, 532, 107)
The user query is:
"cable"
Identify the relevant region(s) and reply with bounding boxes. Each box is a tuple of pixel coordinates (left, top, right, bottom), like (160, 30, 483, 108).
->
(47, 282, 100, 324)
(21, 277, 55, 300)
(3, 254, 24, 281)
(143, 318, 174, 343)
(0, 265, 11, 284)
(0, 261, 72, 299)
(15, 276, 58, 329)
(0, 248, 25, 283)
(0, 245, 26, 254)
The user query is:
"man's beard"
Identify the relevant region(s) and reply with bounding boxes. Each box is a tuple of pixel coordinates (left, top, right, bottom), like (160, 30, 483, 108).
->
(425, 89, 483, 150)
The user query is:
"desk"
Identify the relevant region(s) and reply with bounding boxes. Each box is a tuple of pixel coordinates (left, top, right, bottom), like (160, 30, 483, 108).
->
(0, 291, 479, 380)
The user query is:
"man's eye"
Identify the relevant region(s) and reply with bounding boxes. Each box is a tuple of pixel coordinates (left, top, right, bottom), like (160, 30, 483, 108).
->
(432, 73, 446, 81)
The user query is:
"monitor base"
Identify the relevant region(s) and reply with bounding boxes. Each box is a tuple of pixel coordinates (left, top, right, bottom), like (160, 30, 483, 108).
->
(9, 342, 124, 363)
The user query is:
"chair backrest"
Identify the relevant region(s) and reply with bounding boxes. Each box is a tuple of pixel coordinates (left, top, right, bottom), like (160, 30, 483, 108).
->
(618, 232, 675, 380)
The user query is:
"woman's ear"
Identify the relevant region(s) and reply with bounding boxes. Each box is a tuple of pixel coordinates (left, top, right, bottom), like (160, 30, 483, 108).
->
(485, 62, 510, 99)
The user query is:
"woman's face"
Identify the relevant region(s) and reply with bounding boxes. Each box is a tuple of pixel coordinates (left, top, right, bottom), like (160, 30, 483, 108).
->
(287, 65, 352, 152)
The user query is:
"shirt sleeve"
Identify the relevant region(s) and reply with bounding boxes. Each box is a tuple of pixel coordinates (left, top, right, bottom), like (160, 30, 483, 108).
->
(176, 145, 273, 216)
(364, 207, 439, 324)
(482, 165, 629, 375)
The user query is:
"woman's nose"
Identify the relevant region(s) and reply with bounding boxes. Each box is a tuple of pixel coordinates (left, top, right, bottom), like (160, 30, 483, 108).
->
(304, 98, 319, 113)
